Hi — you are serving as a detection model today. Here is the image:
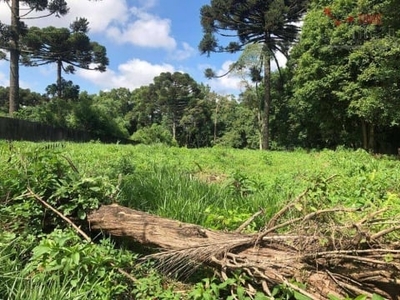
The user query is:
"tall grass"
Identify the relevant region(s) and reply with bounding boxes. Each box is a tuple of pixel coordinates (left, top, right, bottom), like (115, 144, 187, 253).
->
(2, 142, 400, 298)
(0, 235, 88, 300)
(119, 164, 237, 224)
(0, 232, 133, 300)
(2, 276, 92, 300)
(118, 163, 291, 227)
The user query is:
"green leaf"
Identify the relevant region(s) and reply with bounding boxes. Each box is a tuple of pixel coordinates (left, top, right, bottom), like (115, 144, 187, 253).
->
(271, 286, 281, 296)
(77, 209, 86, 220)
(371, 294, 385, 300)
(294, 291, 312, 300)
(89, 186, 101, 192)
(71, 251, 80, 265)
(32, 245, 51, 257)
(70, 279, 78, 287)
(218, 278, 235, 289)
(237, 286, 246, 298)
(254, 292, 269, 300)
(294, 202, 303, 211)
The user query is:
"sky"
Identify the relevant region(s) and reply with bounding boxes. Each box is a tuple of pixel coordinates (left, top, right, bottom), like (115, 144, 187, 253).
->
(0, 0, 287, 96)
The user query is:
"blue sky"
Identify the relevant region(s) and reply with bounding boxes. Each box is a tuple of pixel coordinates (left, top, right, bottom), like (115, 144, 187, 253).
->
(0, 0, 286, 96)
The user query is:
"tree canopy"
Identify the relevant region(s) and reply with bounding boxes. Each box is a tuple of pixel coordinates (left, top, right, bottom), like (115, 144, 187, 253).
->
(199, 0, 309, 149)
(0, 0, 70, 114)
(1, 0, 400, 153)
(290, 0, 400, 151)
(21, 18, 108, 98)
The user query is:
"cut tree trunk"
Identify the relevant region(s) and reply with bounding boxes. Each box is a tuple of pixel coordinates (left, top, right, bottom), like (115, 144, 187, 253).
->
(88, 204, 400, 299)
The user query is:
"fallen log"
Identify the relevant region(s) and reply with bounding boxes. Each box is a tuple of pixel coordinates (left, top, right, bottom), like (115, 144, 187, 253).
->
(88, 204, 400, 299)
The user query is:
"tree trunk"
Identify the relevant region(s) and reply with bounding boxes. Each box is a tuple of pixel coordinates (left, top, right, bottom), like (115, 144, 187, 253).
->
(362, 120, 368, 150)
(254, 82, 263, 150)
(57, 59, 62, 98)
(368, 124, 375, 152)
(261, 44, 271, 150)
(87, 204, 400, 299)
(172, 119, 176, 141)
(361, 120, 375, 152)
(89, 204, 243, 250)
(258, 111, 262, 150)
(214, 102, 218, 144)
(9, 0, 20, 115)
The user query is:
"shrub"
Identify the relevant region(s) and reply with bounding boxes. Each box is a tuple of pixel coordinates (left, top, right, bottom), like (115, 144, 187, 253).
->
(131, 124, 178, 146)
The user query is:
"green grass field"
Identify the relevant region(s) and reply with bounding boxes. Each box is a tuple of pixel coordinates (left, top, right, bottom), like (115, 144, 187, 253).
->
(1, 141, 400, 299)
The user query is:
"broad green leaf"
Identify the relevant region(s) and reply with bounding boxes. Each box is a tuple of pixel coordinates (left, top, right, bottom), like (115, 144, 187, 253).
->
(371, 294, 385, 300)
(294, 291, 312, 300)
(32, 245, 51, 257)
(77, 209, 86, 220)
(72, 251, 80, 265)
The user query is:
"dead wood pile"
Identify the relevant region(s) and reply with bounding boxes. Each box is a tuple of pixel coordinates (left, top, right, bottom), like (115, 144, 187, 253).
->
(88, 202, 400, 300)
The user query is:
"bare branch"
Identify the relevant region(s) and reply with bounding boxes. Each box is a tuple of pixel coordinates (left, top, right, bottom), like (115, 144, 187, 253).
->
(27, 187, 91, 242)
(235, 208, 264, 233)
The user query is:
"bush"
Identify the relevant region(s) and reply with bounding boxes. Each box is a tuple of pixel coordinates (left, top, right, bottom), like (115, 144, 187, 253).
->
(131, 124, 178, 146)
(69, 93, 130, 138)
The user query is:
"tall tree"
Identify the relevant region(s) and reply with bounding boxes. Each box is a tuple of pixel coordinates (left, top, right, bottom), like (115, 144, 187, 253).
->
(290, 0, 400, 151)
(180, 98, 213, 148)
(199, 0, 308, 149)
(289, 3, 353, 149)
(234, 44, 266, 149)
(0, 0, 69, 115)
(45, 78, 80, 100)
(129, 85, 161, 132)
(0, 85, 46, 113)
(151, 72, 201, 142)
(21, 18, 108, 98)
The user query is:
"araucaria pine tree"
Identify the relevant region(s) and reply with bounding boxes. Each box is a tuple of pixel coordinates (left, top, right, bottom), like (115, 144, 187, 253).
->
(199, 0, 308, 149)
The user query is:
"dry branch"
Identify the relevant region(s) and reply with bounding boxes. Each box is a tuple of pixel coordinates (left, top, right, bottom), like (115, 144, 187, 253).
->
(235, 208, 264, 233)
(88, 203, 400, 299)
(27, 188, 91, 242)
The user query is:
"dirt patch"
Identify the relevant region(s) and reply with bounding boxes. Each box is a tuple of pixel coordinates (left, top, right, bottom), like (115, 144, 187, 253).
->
(194, 172, 228, 184)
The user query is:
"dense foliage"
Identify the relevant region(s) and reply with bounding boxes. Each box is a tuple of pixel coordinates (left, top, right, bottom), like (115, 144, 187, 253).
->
(1, 0, 400, 151)
(1, 142, 400, 299)
(199, 0, 308, 150)
(0, 0, 69, 114)
(289, 0, 400, 152)
(21, 18, 108, 99)
(2, 0, 400, 298)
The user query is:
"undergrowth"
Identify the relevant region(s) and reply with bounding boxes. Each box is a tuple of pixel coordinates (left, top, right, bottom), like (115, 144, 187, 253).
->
(1, 141, 399, 299)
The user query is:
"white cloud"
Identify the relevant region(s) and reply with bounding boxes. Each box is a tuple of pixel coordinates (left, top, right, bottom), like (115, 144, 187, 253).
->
(0, 3, 9, 24)
(137, 0, 158, 10)
(271, 51, 288, 72)
(1, 1, 176, 49)
(0, 59, 8, 86)
(106, 8, 176, 49)
(77, 58, 175, 90)
(0, 1, 129, 33)
(67, 0, 129, 33)
(0, 72, 7, 87)
(204, 60, 245, 95)
(171, 42, 196, 61)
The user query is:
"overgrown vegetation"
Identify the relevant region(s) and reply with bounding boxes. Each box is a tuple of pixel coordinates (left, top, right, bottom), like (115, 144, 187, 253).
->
(1, 0, 400, 152)
(1, 141, 400, 299)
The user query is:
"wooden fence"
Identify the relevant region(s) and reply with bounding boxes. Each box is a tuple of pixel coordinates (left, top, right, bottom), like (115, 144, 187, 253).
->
(0, 116, 135, 144)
